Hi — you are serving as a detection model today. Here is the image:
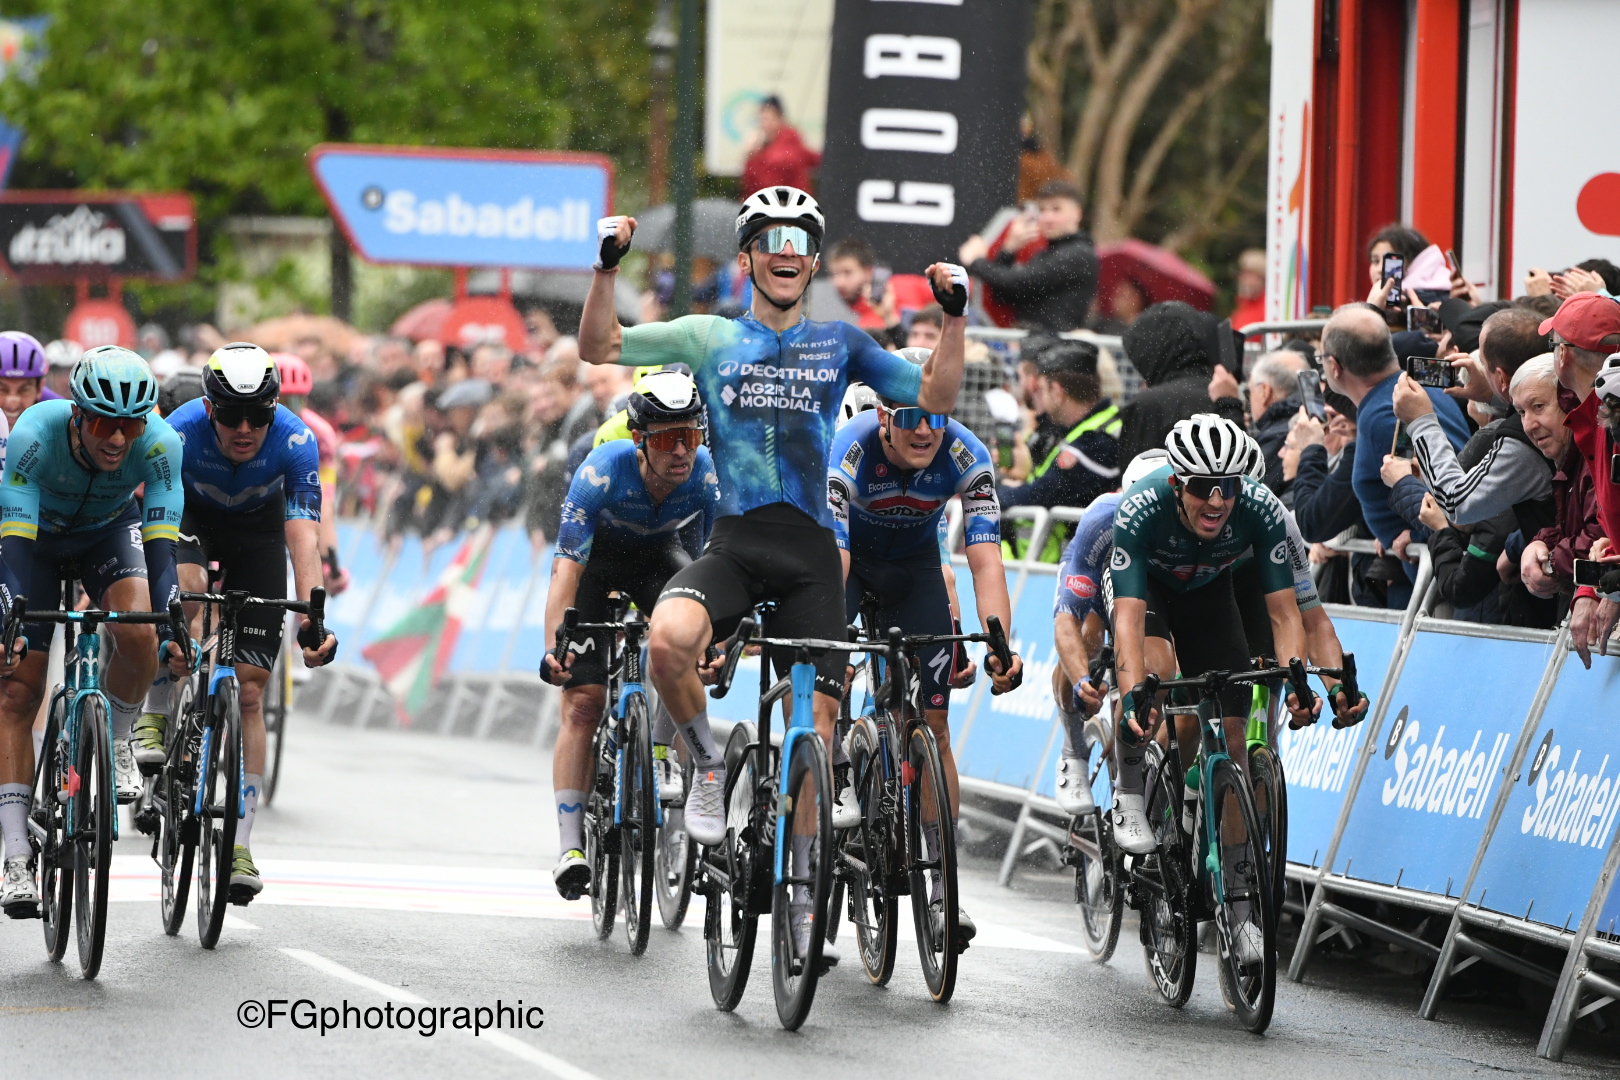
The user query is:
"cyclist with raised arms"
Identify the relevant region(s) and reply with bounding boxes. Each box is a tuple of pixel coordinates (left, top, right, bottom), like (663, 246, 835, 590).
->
(829, 359, 1022, 946)
(0, 346, 185, 917)
(1108, 414, 1320, 965)
(578, 187, 970, 964)
(133, 343, 338, 904)
(273, 353, 348, 595)
(540, 370, 720, 901)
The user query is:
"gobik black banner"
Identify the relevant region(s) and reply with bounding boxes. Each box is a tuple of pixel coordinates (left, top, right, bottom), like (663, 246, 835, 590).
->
(818, 0, 1031, 274)
(0, 193, 196, 283)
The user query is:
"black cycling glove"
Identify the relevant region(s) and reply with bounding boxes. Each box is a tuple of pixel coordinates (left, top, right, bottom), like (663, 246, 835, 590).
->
(595, 216, 630, 271)
(298, 621, 337, 665)
(931, 262, 970, 317)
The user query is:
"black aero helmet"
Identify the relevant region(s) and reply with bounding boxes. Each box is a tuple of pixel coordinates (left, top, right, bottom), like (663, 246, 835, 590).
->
(202, 342, 279, 405)
(159, 368, 205, 416)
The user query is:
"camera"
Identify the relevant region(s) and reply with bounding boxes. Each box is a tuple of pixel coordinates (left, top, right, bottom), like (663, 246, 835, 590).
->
(1404, 355, 1465, 390)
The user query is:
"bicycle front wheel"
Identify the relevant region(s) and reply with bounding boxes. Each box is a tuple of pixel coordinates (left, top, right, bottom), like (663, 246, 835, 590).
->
(1247, 744, 1288, 916)
(1072, 717, 1121, 962)
(706, 722, 760, 1011)
(907, 722, 959, 1003)
(771, 730, 833, 1031)
(72, 696, 113, 979)
(34, 694, 71, 962)
(619, 693, 655, 955)
(197, 679, 242, 949)
(1210, 757, 1277, 1034)
(845, 716, 896, 986)
(1139, 743, 1196, 1007)
(158, 677, 198, 936)
(654, 755, 695, 930)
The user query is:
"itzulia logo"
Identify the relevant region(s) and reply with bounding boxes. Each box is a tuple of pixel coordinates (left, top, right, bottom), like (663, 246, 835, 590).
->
(369, 188, 593, 244)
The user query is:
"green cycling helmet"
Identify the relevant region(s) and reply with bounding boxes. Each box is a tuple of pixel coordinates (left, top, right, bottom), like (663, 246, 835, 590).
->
(70, 345, 159, 418)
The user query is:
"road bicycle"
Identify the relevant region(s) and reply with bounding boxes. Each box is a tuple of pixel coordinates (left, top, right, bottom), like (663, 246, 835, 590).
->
(652, 710, 696, 931)
(832, 596, 1014, 1003)
(1064, 644, 1124, 962)
(550, 600, 663, 956)
(261, 624, 294, 807)
(152, 585, 325, 948)
(703, 612, 896, 1031)
(23, 581, 188, 979)
(1123, 658, 1351, 1034)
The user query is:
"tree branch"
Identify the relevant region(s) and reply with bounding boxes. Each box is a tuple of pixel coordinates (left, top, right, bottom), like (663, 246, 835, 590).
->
(1065, 0, 1154, 200)
(1158, 122, 1267, 254)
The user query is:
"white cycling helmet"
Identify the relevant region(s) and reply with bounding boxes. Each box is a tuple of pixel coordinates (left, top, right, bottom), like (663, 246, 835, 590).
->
(736, 186, 824, 250)
(1241, 432, 1266, 482)
(839, 382, 881, 428)
(1164, 414, 1250, 478)
(1121, 449, 1170, 490)
(1592, 353, 1620, 406)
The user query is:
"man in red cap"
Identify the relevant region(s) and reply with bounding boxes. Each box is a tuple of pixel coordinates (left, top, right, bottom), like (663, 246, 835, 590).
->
(1545, 293, 1620, 664)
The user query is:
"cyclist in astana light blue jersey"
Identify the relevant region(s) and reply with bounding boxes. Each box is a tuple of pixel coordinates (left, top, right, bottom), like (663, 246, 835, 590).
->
(136, 343, 337, 904)
(0, 347, 187, 917)
(578, 186, 969, 965)
(828, 369, 1021, 946)
(541, 371, 721, 900)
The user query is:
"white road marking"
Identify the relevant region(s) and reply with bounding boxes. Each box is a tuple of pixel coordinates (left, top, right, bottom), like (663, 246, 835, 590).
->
(282, 948, 602, 1080)
(108, 855, 1082, 953)
(223, 913, 260, 930)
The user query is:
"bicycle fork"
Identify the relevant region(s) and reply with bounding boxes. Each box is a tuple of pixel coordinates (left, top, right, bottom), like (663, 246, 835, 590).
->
(772, 658, 818, 884)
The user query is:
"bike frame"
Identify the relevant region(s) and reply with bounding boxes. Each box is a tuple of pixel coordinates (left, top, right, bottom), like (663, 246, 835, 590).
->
(766, 647, 819, 885)
(58, 617, 115, 843)
(610, 617, 661, 832)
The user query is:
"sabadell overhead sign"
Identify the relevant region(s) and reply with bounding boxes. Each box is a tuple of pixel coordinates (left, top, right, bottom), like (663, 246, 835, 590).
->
(308, 144, 613, 270)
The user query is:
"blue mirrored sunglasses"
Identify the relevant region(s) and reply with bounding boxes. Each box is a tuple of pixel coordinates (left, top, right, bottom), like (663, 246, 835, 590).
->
(884, 405, 948, 431)
(749, 225, 819, 258)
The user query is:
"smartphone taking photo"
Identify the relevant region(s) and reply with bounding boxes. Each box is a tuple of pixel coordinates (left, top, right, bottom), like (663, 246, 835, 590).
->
(1403, 355, 1464, 390)
(1406, 306, 1442, 334)
(1296, 369, 1326, 421)
(1382, 253, 1405, 307)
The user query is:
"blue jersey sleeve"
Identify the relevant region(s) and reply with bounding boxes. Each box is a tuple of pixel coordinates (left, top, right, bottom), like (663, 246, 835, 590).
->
(847, 327, 922, 406)
(279, 416, 324, 521)
(827, 423, 858, 551)
(1055, 494, 1118, 621)
(555, 444, 620, 563)
(946, 425, 1000, 547)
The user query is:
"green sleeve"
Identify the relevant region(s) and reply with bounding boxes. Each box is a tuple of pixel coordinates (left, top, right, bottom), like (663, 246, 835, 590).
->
(618, 314, 722, 370)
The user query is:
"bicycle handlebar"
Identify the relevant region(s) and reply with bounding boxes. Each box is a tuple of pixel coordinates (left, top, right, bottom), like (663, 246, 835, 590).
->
(0, 595, 24, 670)
(1331, 652, 1361, 729)
(710, 617, 757, 700)
(1129, 657, 1361, 729)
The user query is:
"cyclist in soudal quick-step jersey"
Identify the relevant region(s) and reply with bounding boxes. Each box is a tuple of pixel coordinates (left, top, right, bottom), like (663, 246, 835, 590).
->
(139, 343, 339, 902)
(578, 185, 975, 966)
(0, 347, 187, 918)
(272, 353, 347, 596)
(1108, 415, 1321, 945)
(829, 363, 1022, 946)
(540, 370, 720, 901)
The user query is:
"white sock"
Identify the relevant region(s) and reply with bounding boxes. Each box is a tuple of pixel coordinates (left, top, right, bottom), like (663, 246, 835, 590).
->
(108, 694, 141, 741)
(144, 676, 173, 715)
(556, 789, 586, 855)
(678, 709, 722, 770)
(1058, 703, 1086, 760)
(651, 700, 677, 745)
(791, 833, 812, 907)
(0, 783, 30, 860)
(237, 773, 263, 848)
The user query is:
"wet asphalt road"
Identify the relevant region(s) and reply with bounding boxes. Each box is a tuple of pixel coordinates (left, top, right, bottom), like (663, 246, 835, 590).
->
(3, 715, 1618, 1079)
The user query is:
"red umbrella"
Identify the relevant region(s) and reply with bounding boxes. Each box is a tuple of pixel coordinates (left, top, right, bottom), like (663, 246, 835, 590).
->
(390, 298, 453, 342)
(1096, 239, 1216, 318)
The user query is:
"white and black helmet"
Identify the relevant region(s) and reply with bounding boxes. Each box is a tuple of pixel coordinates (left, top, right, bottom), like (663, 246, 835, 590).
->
(1240, 432, 1266, 482)
(736, 186, 824, 250)
(1164, 414, 1250, 478)
(203, 341, 279, 406)
(1121, 448, 1170, 490)
(626, 369, 703, 429)
(838, 382, 881, 427)
(1592, 353, 1620, 406)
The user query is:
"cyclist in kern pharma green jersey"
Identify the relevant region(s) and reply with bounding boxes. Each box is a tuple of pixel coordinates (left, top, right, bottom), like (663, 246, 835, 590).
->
(1109, 415, 1319, 865)
(577, 188, 971, 938)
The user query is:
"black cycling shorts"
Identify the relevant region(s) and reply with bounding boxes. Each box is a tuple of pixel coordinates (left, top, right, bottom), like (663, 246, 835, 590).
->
(560, 543, 691, 688)
(1231, 559, 1275, 663)
(177, 497, 288, 671)
(658, 503, 847, 697)
(22, 503, 148, 649)
(845, 550, 953, 711)
(1143, 569, 1251, 716)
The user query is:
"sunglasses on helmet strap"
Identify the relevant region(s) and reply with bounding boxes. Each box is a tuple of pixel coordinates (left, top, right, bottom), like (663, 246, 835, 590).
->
(749, 225, 819, 259)
(211, 401, 277, 429)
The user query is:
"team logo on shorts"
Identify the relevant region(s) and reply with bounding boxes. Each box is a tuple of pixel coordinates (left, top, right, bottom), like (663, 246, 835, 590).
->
(1110, 547, 1131, 571)
(931, 694, 945, 707)
(1066, 574, 1096, 598)
(1269, 541, 1288, 564)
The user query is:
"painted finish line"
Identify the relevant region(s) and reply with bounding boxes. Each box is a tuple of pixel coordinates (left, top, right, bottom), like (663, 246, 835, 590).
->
(103, 855, 1082, 954)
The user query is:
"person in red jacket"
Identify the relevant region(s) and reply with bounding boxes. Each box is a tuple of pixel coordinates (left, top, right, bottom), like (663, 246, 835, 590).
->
(740, 96, 820, 195)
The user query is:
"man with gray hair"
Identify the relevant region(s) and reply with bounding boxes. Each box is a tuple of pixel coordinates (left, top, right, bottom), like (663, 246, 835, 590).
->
(1321, 303, 1470, 605)
(1246, 350, 1310, 492)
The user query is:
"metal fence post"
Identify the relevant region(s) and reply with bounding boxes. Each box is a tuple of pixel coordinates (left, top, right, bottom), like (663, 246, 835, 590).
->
(1288, 547, 1434, 982)
(1539, 822, 1620, 1059)
(1419, 622, 1571, 1018)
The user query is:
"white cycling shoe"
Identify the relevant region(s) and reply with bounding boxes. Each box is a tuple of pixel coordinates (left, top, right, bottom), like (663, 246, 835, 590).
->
(653, 747, 684, 804)
(1110, 793, 1156, 855)
(832, 776, 861, 830)
(2, 855, 39, 919)
(791, 902, 838, 969)
(113, 739, 141, 805)
(1054, 756, 1096, 815)
(685, 769, 727, 847)
(1230, 920, 1266, 968)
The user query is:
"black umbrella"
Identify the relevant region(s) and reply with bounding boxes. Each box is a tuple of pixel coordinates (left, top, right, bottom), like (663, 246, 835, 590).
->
(633, 199, 739, 261)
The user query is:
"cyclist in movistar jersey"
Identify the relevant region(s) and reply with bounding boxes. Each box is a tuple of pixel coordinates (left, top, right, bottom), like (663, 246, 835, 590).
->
(541, 371, 720, 901)
(135, 343, 339, 903)
(0, 346, 185, 918)
(829, 358, 1021, 946)
(273, 353, 348, 595)
(578, 186, 970, 964)
(1109, 416, 1319, 884)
